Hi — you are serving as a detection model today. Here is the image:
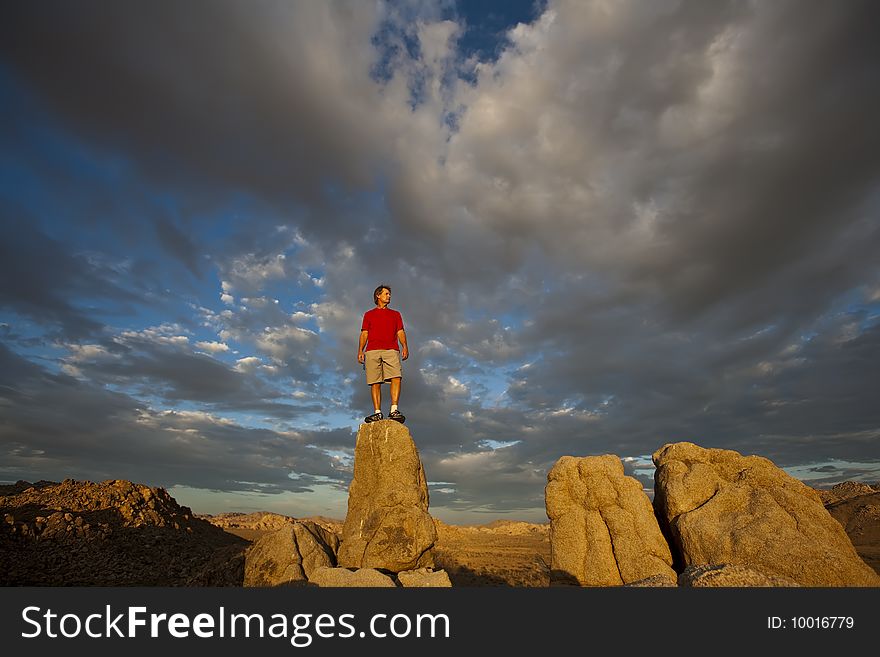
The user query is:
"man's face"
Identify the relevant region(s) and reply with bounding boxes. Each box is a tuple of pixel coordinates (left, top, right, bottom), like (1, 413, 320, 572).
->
(377, 288, 391, 305)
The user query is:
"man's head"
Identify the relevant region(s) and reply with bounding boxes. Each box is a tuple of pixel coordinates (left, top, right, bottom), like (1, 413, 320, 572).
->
(373, 284, 391, 307)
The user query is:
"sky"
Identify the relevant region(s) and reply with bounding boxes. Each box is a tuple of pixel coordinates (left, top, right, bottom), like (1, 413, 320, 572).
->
(1, 0, 879, 524)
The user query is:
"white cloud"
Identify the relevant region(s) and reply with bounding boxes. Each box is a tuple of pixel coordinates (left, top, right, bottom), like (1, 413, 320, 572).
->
(116, 324, 190, 347)
(135, 407, 237, 428)
(419, 339, 447, 356)
(311, 300, 359, 336)
(254, 324, 318, 361)
(65, 344, 118, 363)
(195, 341, 230, 354)
(234, 356, 263, 374)
(241, 296, 273, 309)
(225, 253, 289, 294)
(444, 375, 469, 397)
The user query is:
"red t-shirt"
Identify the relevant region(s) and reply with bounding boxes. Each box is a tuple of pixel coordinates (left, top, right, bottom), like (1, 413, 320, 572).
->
(361, 307, 404, 351)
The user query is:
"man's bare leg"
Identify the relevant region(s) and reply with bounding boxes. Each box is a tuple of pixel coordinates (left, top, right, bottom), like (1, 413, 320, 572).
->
(388, 377, 405, 422)
(371, 383, 382, 411)
(390, 377, 401, 406)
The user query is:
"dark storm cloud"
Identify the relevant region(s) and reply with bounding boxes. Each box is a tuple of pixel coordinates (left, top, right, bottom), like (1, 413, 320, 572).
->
(0, 341, 347, 493)
(310, 0, 880, 514)
(796, 464, 879, 489)
(0, 213, 138, 339)
(0, 339, 46, 383)
(155, 218, 202, 279)
(2, 0, 879, 516)
(400, 301, 880, 512)
(469, 313, 880, 475)
(3, 0, 878, 309)
(426, 444, 548, 513)
(0, 0, 387, 209)
(393, 0, 880, 510)
(63, 327, 320, 418)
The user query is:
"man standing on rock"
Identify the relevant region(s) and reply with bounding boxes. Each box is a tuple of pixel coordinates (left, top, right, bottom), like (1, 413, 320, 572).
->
(357, 284, 408, 424)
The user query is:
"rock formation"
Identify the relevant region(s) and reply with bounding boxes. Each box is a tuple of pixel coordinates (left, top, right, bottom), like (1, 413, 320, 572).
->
(1, 479, 246, 585)
(308, 566, 396, 587)
(824, 489, 880, 576)
(817, 481, 878, 505)
(545, 454, 676, 586)
(243, 521, 339, 587)
(203, 512, 299, 533)
(624, 573, 678, 587)
(337, 420, 436, 572)
(678, 564, 800, 587)
(397, 567, 453, 587)
(201, 512, 343, 538)
(305, 565, 452, 587)
(653, 442, 880, 587)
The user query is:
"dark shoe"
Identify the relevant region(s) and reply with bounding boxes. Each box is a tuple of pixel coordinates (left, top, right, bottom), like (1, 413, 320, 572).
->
(388, 409, 406, 423)
(364, 412, 384, 423)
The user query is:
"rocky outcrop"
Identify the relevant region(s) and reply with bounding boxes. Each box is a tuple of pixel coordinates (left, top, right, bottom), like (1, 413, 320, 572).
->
(397, 567, 452, 587)
(0, 480, 58, 496)
(337, 421, 436, 572)
(3, 479, 199, 530)
(203, 512, 298, 533)
(653, 442, 880, 587)
(678, 564, 800, 587)
(1, 479, 246, 585)
(545, 454, 676, 586)
(306, 565, 452, 587)
(824, 490, 880, 576)
(624, 573, 678, 587)
(243, 521, 340, 587)
(308, 566, 396, 587)
(817, 481, 878, 505)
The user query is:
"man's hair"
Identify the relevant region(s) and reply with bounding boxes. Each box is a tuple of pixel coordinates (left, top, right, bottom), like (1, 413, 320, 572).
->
(373, 284, 391, 305)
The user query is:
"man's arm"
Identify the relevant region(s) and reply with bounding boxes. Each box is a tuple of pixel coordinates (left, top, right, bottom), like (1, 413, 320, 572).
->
(397, 329, 408, 360)
(357, 330, 368, 364)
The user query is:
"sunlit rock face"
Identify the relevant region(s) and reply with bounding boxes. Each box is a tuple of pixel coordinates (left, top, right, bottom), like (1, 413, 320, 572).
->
(653, 442, 880, 587)
(337, 421, 436, 572)
(545, 454, 675, 586)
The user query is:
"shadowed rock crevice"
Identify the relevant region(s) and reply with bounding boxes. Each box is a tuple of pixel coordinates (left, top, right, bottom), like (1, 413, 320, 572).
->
(600, 508, 624, 585)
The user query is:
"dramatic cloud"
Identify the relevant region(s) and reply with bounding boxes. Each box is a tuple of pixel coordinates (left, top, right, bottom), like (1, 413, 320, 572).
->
(1, 0, 878, 520)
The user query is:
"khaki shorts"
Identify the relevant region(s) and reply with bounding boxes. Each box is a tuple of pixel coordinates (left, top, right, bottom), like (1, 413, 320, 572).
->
(364, 349, 402, 385)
